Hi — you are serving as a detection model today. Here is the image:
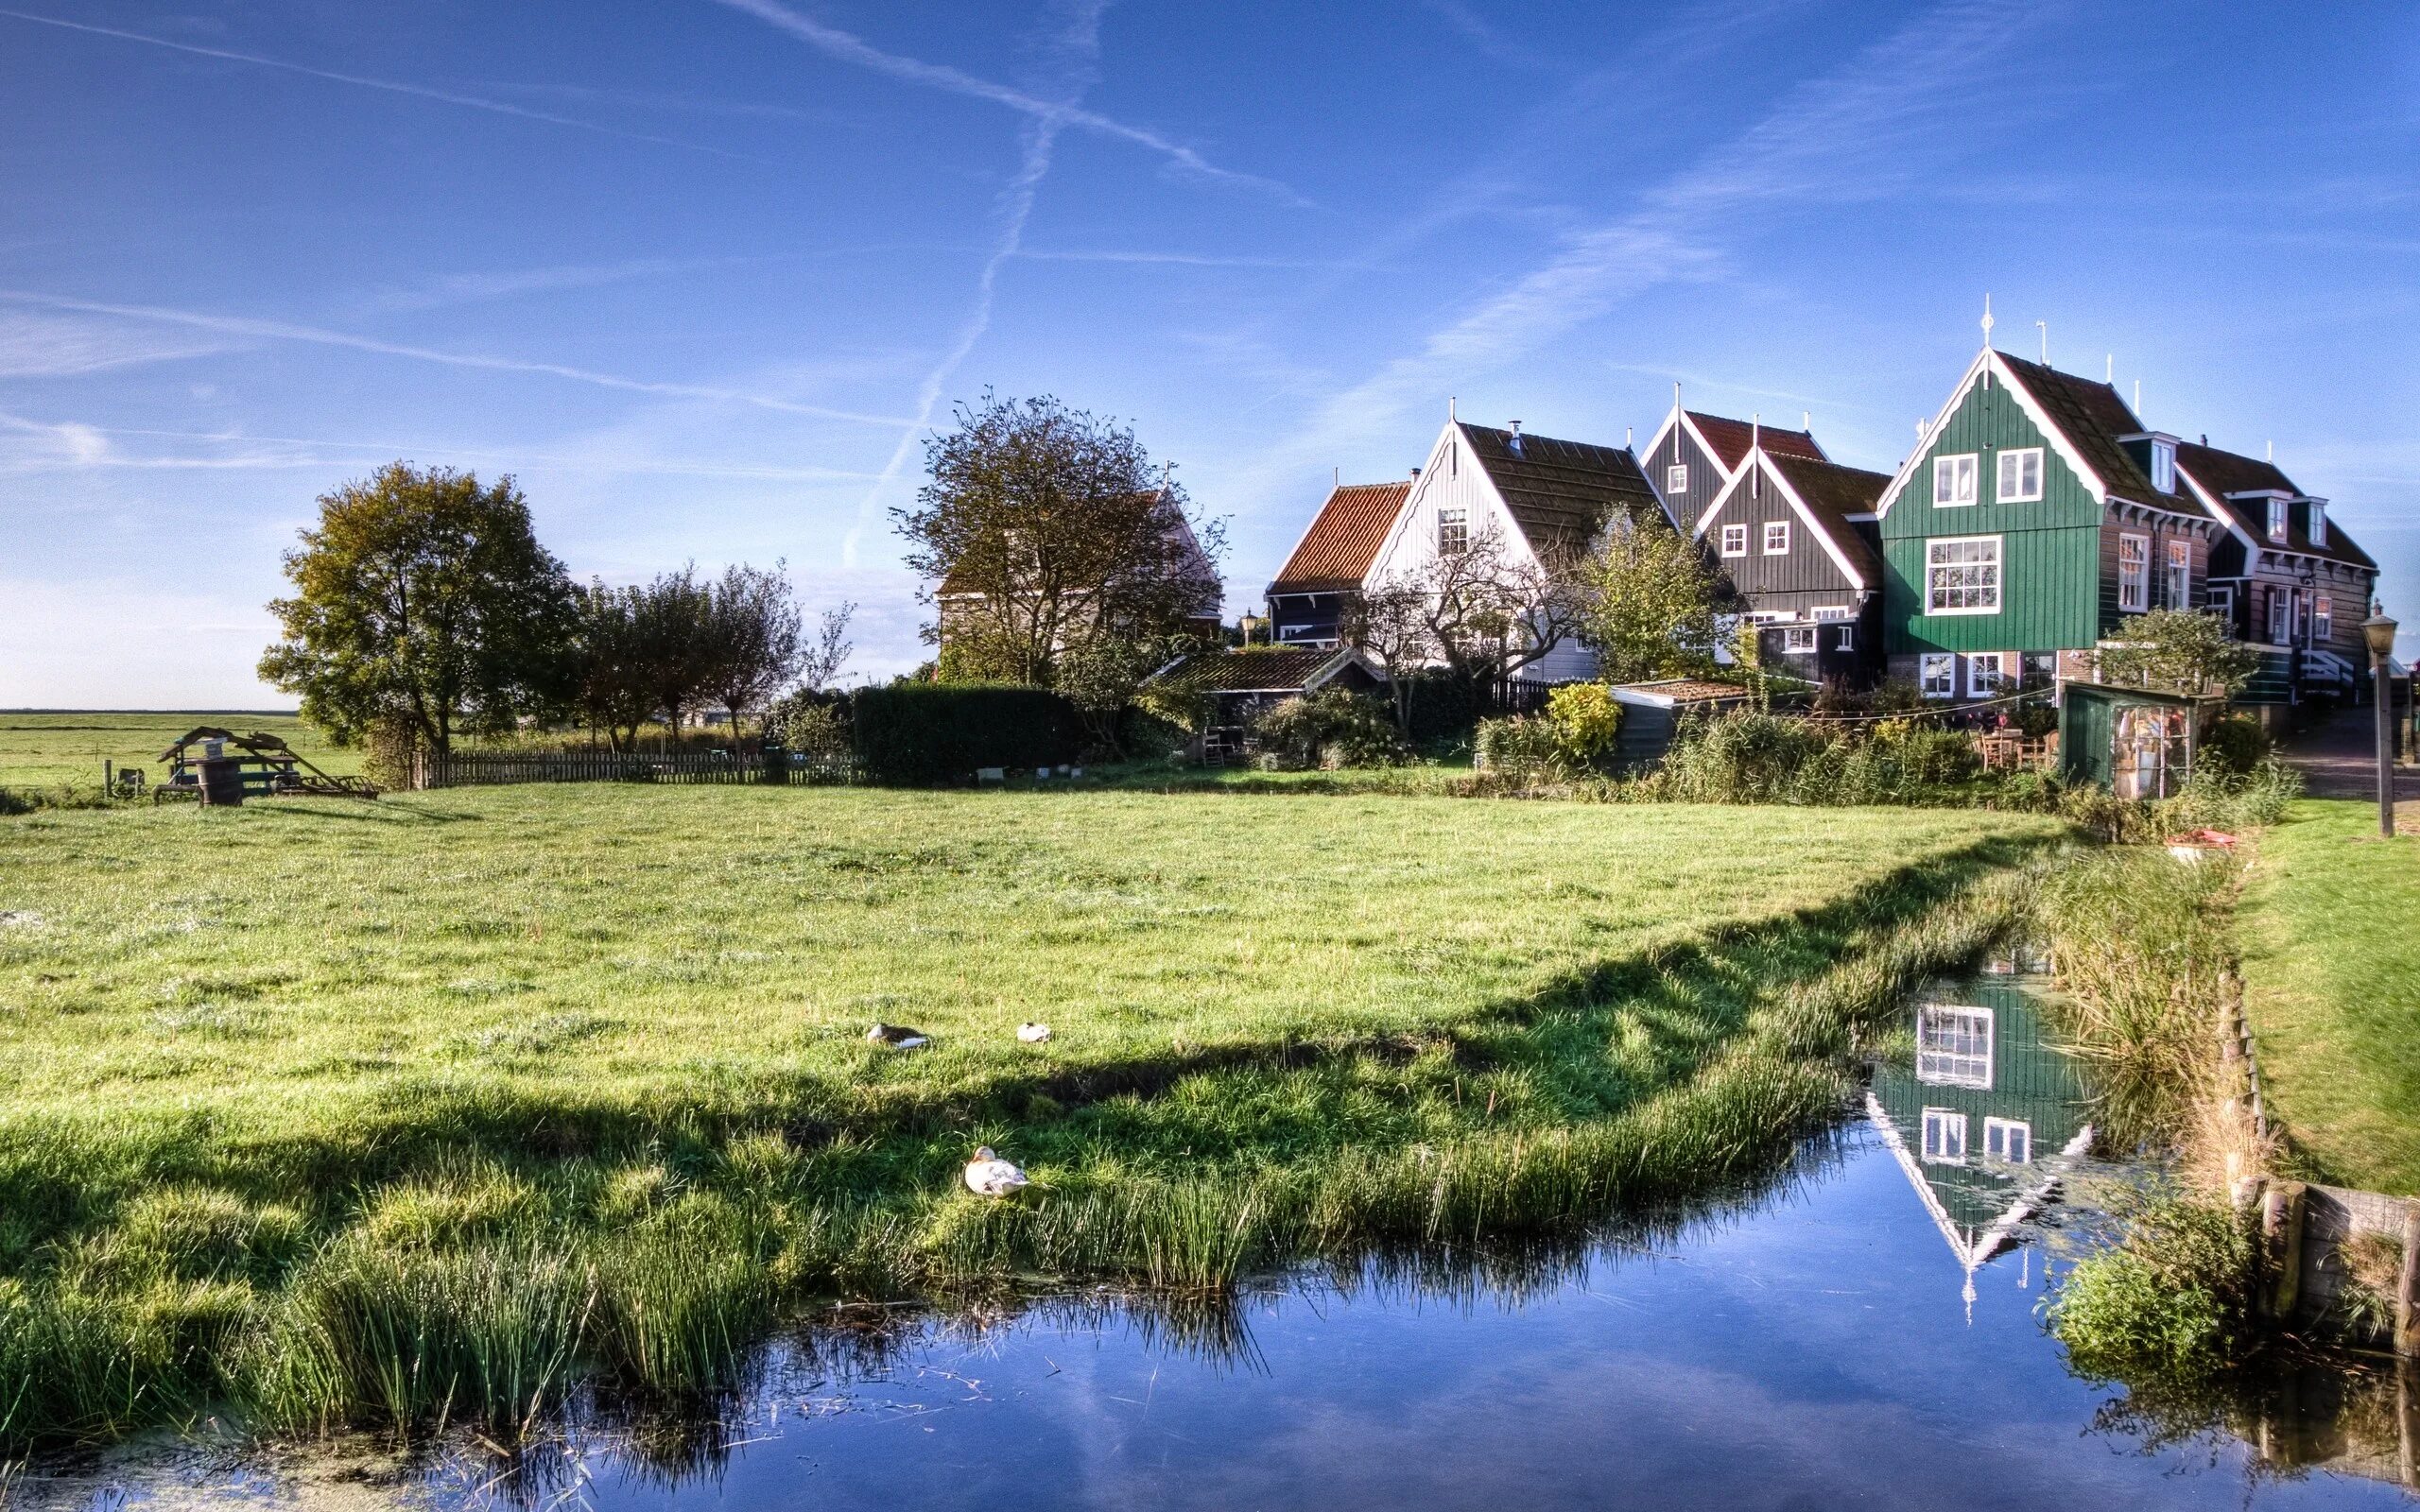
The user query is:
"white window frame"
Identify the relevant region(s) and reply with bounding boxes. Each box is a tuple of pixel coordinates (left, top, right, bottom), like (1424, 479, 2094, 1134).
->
(1919, 653, 1957, 700)
(1719, 524, 1749, 558)
(1832, 624, 1857, 652)
(2165, 539, 2191, 610)
(1933, 454, 1979, 507)
(1763, 521, 1791, 556)
(1666, 463, 1688, 497)
(2267, 498, 2290, 543)
(1996, 447, 2044, 504)
(1925, 535, 2002, 615)
(1984, 1117, 2032, 1165)
(2150, 439, 2176, 493)
(1782, 626, 1817, 654)
(1921, 1108, 1969, 1166)
(2208, 582, 2235, 623)
(1437, 507, 1468, 557)
(2118, 533, 2149, 613)
(2267, 589, 2290, 644)
(2314, 594, 2333, 643)
(1917, 1004, 1995, 1088)
(2309, 501, 2327, 547)
(1967, 652, 2007, 698)
(1812, 605, 1852, 621)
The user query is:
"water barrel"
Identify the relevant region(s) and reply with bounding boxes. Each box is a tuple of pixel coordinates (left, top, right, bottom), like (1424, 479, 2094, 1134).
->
(196, 756, 245, 807)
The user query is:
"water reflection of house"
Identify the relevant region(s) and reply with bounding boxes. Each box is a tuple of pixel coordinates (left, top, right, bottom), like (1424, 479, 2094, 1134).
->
(1867, 971, 2093, 1313)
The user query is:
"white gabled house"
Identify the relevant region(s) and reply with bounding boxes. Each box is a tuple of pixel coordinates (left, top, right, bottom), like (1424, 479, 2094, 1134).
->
(1360, 414, 1663, 685)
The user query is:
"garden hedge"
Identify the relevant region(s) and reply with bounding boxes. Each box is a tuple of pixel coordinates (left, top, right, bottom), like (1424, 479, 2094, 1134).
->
(850, 683, 1084, 784)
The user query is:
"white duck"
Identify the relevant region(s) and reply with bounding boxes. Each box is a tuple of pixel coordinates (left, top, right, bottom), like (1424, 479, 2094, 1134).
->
(1016, 1022, 1051, 1043)
(865, 1022, 928, 1050)
(963, 1146, 1030, 1197)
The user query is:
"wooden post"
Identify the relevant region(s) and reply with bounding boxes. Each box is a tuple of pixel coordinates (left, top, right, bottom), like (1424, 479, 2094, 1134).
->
(2399, 1209, 2420, 1358)
(2263, 1181, 2305, 1322)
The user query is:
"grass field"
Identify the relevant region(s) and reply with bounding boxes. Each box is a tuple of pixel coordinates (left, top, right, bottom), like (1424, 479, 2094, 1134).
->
(2238, 799, 2420, 1195)
(0, 712, 353, 791)
(0, 783, 2059, 1446)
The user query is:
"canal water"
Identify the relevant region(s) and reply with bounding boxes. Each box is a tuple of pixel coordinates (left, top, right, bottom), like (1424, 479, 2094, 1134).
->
(22, 971, 2416, 1511)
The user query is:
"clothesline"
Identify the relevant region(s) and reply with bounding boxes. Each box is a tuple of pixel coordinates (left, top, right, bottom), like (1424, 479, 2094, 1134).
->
(1783, 688, 2051, 725)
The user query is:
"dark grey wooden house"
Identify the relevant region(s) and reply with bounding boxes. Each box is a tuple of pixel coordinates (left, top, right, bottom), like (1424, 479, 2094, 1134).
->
(1694, 439, 1891, 685)
(1636, 397, 1828, 536)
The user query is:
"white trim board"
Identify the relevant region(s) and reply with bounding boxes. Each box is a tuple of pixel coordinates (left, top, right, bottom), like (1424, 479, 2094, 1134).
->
(1875, 350, 2107, 521)
(1692, 449, 1870, 590)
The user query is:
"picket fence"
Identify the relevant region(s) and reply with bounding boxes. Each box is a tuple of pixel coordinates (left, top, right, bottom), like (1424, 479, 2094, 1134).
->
(414, 749, 854, 790)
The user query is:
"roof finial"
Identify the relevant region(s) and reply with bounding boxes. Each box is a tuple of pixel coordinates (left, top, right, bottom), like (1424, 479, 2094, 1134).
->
(2105, 352, 2113, 383)
(1980, 293, 1995, 348)
(2267, 438, 2273, 461)
(1751, 411, 1760, 450)
(2133, 379, 2141, 419)
(1802, 410, 1810, 432)
(2035, 319, 2048, 366)
(1625, 425, 1634, 449)
(1449, 395, 1457, 421)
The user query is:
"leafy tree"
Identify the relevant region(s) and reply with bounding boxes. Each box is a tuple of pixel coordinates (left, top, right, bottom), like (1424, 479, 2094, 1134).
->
(798, 601, 857, 692)
(893, 392, 1223, 685)
(571, 580, 655, 751)
(633, 565, 716, 739)
(2096, 609, 2262, 698)
(1576, 507, 1728, 683)
(1054, 631, 1201, 755)
(1343, 525, 1582, 728)
(259, 463, 574, 757)
(700, 562, 805, 739)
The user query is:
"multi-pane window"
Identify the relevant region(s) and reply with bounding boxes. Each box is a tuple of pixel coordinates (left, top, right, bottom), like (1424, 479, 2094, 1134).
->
(1933, 454, 1979, 507)
(2166, 540, 2191, 609)
(1984, 1118, 2032, 1165)
(1782, 626, 1816, 654)
(1720, 524, 1749, 558)
(1996, 447, 2044, 503)
(1763, 521, 1790, 555)
(2268, 498, 2290, 542)
(1925, 537, 2001, 613)
(2309, 502, 2328, 546)
(2118, 534, 2149, 612)
(1921, 1108, 1969, 1165)
(1437, 507, 1468, 556)
(1919, 653, 1956, 699)
(2151, 439, 2176, 493)
(1967, 653, 2006, 697)
(2268, 590, 2290, 644)
(2314, 594, 2333, 642)
(1917, 1005, 1994, 1088)
(1666, 464, 1688, 496)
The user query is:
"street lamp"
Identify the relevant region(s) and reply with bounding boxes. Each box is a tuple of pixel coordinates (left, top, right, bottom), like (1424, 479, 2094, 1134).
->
(2361, 607, 2398, 838)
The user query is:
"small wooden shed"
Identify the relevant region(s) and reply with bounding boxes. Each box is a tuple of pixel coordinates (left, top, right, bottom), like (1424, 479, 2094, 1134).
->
(2059, 683, 2221, 799)
(1607, 679, 1756, 770)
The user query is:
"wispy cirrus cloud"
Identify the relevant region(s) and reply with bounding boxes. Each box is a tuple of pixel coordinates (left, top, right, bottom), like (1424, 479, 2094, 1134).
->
(0, 309, 229, 377)
(1019, 248, 1372, 270)
(708, 0, 1303, 203)
(838, 0, 1115, 567)
(0, 9, 764, 163)
(368, 255, 772, 312)
(0, 290, 911, 427)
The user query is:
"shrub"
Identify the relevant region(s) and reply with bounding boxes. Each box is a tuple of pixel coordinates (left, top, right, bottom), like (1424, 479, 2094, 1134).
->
(2049, 1194, 2258, 1380)
(1473, 715, 1563, 782)
(848, 683, 1083, 785)
(2195, 714, 2271, 781)
(1253, 690, 1409, 770)
(1659, 712, 1832, 803)
(1398, 669, 1492, 744)
(1544, 683, 1621, 769)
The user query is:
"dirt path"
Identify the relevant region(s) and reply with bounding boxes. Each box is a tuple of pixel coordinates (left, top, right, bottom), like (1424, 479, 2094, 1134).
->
(2274, 704, 2420, 801)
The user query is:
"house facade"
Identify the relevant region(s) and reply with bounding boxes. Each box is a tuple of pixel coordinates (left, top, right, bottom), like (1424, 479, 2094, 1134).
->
(1266, 479, 1411, 648)
(1876, 349, 2224, 705)
(1635, 399, 1827, 536)
(2176, 441, 2377, 715)
(1693, 440, 1890, 685)
(1358, 417, 1661, 685)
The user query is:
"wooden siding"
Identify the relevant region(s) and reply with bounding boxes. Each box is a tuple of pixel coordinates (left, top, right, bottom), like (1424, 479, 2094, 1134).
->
(1885, 370, 2105, 655)
(2093, 508, 2208, 638)
(1646, 422, 1727, 535)
(1703, 468, 1864, 598)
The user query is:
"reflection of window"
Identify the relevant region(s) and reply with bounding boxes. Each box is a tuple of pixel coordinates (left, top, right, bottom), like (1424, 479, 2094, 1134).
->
(1984, 1117, 2031, 1165)
(1927, 537, 2001, 613)
(1437, 507, 1468, 556)
(1667, 464, 1688, 496)
(1921, 1108, 1968, 1165)
(1996, 448, 2043, 503)
(1917, 1004, 1994, 1088)
(1934, 454, 1979, 507)
(1783, 626, 1816, 654)
(1919, 653, 1956, 699)
(2118, 534, 2149, 612)
(1720, 524, 1748, 557)
(1764, 521, 1790, 555)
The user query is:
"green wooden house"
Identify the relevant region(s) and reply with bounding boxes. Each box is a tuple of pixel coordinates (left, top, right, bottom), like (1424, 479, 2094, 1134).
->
(1868, 970, 2094, 1309)
(1874, 337, 2225, 705)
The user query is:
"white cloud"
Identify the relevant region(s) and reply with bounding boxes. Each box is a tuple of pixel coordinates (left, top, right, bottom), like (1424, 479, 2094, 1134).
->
(0, 310, 230, 377)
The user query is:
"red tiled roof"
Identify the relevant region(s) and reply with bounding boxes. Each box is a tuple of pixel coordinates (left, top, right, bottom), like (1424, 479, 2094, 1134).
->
(1268, 480, 1409, 593)
(2177, 441, 2377, 571)
(1687, 411, 1825, 472)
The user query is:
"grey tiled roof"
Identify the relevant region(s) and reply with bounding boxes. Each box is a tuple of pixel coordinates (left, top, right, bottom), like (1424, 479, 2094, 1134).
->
(1458, 422, 1659, 553)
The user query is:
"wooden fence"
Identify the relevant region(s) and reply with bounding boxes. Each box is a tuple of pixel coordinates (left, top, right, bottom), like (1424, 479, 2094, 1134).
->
(414, 749, 855, 789)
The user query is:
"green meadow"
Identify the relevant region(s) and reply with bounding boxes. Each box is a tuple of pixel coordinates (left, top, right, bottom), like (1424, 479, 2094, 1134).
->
(0, 783, 2059, 1447)
(0, 712, 354, 791)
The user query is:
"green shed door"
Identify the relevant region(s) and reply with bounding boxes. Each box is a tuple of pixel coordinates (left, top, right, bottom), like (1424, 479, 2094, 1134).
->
(2062, 691, 2111, 786)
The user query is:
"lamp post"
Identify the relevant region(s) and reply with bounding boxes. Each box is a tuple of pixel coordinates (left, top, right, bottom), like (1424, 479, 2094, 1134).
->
(2362, 607, 2398, 838)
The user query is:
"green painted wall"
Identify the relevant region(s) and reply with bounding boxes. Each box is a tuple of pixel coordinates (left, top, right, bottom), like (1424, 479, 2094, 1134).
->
(1883, 369, 2106, 654)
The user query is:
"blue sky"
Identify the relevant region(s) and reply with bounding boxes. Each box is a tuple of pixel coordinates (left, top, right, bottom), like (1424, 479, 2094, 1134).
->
(3, 0, 2414, 705)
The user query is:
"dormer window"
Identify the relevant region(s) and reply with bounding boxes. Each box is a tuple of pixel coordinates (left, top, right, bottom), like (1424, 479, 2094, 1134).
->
(2309, 501, 2328, 546)
(2150, 438, 2175, 493)
(2267, 499, 2290, 542)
